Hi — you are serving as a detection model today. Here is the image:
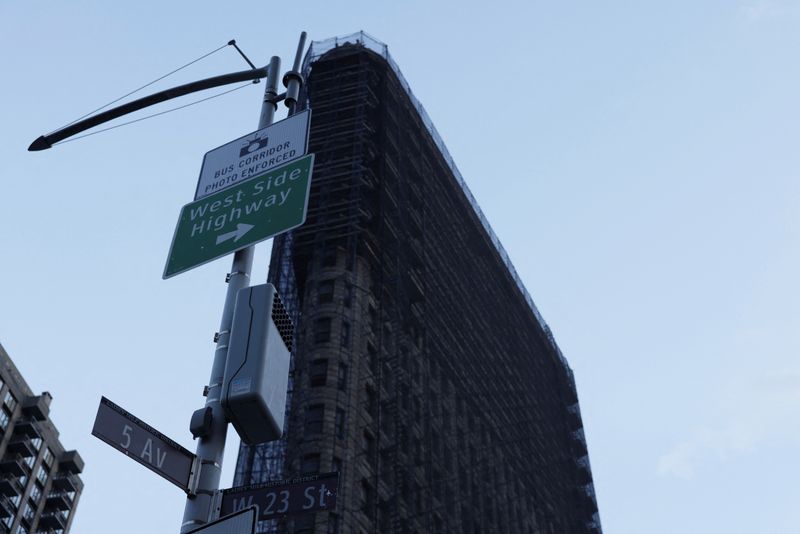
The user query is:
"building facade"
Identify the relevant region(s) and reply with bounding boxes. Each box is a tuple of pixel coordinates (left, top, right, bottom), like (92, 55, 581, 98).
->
(234, 33, 601, 534)
(0, 344, 83, 533)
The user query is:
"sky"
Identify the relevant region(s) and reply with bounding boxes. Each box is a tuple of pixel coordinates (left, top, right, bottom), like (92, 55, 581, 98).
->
(1, 1, 799, 533)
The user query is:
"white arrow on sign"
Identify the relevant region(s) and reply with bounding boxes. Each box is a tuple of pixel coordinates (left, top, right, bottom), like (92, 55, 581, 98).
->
(216, 224, 254, 245)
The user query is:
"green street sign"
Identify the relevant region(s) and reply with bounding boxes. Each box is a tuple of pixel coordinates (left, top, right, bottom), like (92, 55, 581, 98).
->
(163, 154, 314, 279)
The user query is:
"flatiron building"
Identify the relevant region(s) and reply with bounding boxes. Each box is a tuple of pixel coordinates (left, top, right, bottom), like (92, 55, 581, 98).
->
(234, 32, 601, 534)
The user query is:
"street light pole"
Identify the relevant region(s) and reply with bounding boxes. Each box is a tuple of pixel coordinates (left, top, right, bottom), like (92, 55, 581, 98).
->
(180, 55, 281, 534)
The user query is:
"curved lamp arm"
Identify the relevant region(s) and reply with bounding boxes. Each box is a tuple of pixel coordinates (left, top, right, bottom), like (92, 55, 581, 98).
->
(29, 65, 268, 151)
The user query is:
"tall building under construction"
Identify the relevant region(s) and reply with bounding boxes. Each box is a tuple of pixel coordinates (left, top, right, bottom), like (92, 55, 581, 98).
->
(234, 32, 601, 534)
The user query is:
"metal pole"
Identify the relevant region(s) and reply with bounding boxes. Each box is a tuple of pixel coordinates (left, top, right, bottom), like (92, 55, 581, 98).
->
(180, 55, 281, 534)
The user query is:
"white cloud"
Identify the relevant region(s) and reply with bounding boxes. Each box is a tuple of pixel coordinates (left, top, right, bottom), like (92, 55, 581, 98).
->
(657, 368, 800, 479)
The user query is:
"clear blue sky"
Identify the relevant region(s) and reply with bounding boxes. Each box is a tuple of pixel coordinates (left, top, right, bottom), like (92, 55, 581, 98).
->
(2, 1, 798, 533)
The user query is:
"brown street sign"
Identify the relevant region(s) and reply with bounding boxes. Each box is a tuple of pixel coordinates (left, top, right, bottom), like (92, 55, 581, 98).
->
(220, 472, 338, 520)
(91, 396, 196, 492)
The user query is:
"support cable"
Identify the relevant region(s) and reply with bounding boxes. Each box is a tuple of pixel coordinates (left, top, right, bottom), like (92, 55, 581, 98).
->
(52, 82, 251, 146)
(51, 42, 230, 134)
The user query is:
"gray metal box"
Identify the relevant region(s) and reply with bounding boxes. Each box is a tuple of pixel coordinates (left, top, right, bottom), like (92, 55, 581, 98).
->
(222, 283, 293, 444)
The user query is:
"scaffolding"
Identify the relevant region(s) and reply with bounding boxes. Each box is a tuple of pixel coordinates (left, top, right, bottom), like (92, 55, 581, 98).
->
(234, 33, 601, 534)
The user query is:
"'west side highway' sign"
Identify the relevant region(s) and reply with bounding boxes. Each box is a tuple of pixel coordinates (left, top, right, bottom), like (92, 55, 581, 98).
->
(91, 397, 196, 491)
(195, 110, 310, 200)
(220, 472, 338, 521)
(164, 154, 314, 279)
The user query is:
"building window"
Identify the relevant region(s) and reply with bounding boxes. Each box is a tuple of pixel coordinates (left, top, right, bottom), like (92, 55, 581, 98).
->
(305, 404, 324, 436)
(361, 479, 373, 514)
(36, 464, 49, 485)
(309, 359, 328, 387)
(343, 282, 353, 308)
(363, 431, 375, 460)
(29, 483, 42, 504)
(42, 448, 54, 467)
(23, 502, 34, 522)
(301, 454, 321, 475)
(16, 525, 28, 534)
(30, 437, 42, 452)
(340, 321, 350, 348)
(0, 408, 10, 431)
(294, 514, 315, 534)
(367, 343, 378, 375)
(335, 408, 345, 439)
(317, 279, 335, 304)
(321, 247, 337, 268)
(314, 318, 332, 344)
(3, 391, 17, 411)
(328, 512, 340, 534)
(365, 387, 377, 418)
(337, 363, 348, 391)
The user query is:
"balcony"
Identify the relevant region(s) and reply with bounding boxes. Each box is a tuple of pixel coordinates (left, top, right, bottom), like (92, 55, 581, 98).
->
(45, 492, 72, 511)
(0, 476, 23, 497)
(6, 436, 37, 458)
(0, 494, 14, 518)
(38, 511, 67, 530)
(0, 453, 28, 477)
(12, 420, 41, 440)
(21, 394, 50, 422)
(52, 473, 82, 493)
(58, 450, 84, 474)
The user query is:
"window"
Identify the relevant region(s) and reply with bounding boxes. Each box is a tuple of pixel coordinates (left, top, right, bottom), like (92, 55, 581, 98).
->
(328, 512, 340, 534)
(363, 431, 375, 460)
(309, 359, 328, 387)
(343, 282, 353, 308)
(29, 483, 42, 504)
(301, 454, 320, 475)
(331, 457, 342, 473)
(360, 479, 373, 514)
(305, 404, 324, 436)
(367, 343, 378, 375)
(335, 408, 345, 439)
(365, 387, 377, 418)
(368, 305, 379, 332)
(42, 448, 54, 467)
(337, 363, 348, 391)
(16, 525, 28, 534)
(321, 247, 337, 268)
(340, 321, 350, 348)
(317, 279, 335, 304)
(295, 514, 315, 534)
(0, 408, 10, 431)
(314, 318, 332, 344)
(23, 502, 35, 521)
(36, 464, 49, 485)
(30, 437, 42, 452)
(3, 391, 17, 411)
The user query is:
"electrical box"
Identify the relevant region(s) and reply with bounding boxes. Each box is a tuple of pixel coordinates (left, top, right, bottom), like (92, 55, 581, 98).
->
(221, 283, 293, 445)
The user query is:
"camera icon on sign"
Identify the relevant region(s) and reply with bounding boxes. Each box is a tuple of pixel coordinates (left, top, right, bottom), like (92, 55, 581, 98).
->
(240, 135, 269, 157)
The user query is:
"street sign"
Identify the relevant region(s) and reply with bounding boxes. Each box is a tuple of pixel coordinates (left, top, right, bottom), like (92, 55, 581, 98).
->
(164, 154, 314, 279)
(187, 506, 257, 534)
(91, 396, 196, 492)
(195, 110, 311, 200)
(220, 472, 338, 521)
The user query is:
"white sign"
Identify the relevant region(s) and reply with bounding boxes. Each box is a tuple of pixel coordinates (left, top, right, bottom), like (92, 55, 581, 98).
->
(195, 110, 311, 200)
(187, 506, 257, 534)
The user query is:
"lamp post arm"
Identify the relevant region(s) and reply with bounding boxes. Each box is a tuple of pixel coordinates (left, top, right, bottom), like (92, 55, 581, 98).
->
(28, 65, 269, 151)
